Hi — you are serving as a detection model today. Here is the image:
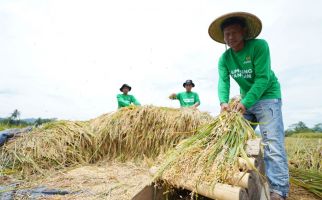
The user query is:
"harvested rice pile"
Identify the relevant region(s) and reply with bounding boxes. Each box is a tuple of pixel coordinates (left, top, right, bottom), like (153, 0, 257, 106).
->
(89, 105, 213, 161)
(0, 121, 94, 175)
(155, 100, 257, 190)
(0, 106, 213, 176)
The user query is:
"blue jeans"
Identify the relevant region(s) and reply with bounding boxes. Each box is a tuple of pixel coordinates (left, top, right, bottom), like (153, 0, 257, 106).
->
(243, 99, 289, 197)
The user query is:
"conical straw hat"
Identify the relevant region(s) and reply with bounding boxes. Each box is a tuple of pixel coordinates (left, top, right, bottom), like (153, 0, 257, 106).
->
(208, 12, 262, 44)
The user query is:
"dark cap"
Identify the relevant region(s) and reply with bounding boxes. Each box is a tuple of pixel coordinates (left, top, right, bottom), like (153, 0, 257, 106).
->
(120, 84, 132, 92)
(183, 80, 195, 87)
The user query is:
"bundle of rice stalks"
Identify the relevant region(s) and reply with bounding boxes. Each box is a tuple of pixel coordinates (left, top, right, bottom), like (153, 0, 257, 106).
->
(0, 121, 94, 176)
(289, 167, 322, 198)
(154, 100, 257, 191)
(89, 105, 213, 162)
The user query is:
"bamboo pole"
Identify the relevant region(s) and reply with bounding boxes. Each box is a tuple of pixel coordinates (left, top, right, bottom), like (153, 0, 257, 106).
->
(238, 157, 257, 171)
(179, 182, 249, 200)
(150, 168, 250, 200)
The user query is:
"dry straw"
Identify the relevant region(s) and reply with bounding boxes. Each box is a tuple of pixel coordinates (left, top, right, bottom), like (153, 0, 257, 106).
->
(89, 105, 213, 161)
(0, 106, 213, 176)
(0, 121, 94, 175)
(154, 99, 258, 190)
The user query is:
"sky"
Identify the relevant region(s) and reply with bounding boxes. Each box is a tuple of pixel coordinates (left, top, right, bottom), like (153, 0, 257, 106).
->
(0, 0, 321, 128)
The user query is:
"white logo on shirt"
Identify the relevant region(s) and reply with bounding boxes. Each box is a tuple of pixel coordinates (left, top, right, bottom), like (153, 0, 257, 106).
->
(230, 69, 253, 79)
(183, 98, 194, 103)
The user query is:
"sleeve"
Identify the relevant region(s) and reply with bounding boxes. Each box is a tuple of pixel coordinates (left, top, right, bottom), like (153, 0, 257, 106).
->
(131, 95, 141, 106)
(241, 40, 271, 108)
(175, 93, 180, 100)
(117, 94, 130, 107)
(218, 54, 230, 104)
(195, 93, 200, 104)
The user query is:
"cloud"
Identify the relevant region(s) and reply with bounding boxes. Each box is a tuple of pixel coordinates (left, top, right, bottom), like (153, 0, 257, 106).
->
(0, 0, 321, 128)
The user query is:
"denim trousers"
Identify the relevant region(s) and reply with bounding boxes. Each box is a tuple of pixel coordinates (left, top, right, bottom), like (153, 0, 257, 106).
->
(243, 99, 289, 197)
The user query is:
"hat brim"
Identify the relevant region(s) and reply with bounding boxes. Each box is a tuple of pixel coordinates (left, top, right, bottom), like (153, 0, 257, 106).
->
(208, 12, 262, 44)
(183, 83, 195, 87)
(120, 86, 131, 92)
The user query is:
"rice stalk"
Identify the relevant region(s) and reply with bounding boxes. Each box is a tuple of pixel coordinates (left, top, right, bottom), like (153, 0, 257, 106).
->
(89, 105, 213, 162)
(0, 106, 213, 176)
(154, 99, 258, 191)
(286, 138, 321, 172)
(289, 167, 322, 198)
(0, 121, 95, 176)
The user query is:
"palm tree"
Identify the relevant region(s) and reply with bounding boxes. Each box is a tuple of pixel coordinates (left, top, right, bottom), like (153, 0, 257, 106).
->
(11, 109, 21, 120)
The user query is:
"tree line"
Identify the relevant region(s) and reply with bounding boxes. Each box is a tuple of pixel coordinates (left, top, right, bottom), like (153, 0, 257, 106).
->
(285, 121, 322, 136)
(0, 109, 56, 127)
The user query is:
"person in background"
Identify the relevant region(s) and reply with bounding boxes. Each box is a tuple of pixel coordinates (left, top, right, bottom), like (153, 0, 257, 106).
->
(208, 12, 289, 200)
(169, 80, 200, 108)
(117, 84, 140, 108)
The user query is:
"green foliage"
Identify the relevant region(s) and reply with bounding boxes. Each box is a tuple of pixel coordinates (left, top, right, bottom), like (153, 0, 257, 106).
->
(286, 121, 322, 136)
(0, 109, 56, 130)
(0, 122, 27, 131)
(289, 132, 322, 138)
(286, 137, 322, 198)
(290, 168, 322, 198)
(34, 118, 56, 127)
(286, 121, 311, 135)
(10, 109, 21, 121)
(313, 123, 322, 132)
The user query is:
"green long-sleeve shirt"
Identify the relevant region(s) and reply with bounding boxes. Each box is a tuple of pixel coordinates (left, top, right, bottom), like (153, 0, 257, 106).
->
(218, 39, 281, 108)
(117, 94, 140, 108)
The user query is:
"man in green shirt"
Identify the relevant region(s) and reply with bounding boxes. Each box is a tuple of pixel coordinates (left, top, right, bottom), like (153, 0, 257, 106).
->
(169, 80, 200, 108)
(117, 84, 141, 108)
(208, 12, 289, 200)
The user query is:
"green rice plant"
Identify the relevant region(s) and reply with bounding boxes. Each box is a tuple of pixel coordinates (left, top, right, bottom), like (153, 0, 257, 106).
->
(289, 167, 322, 198)
(288, 132, 322, 138)
(154, 99, 258, 190)
(0, 122, 27, 131)
(286, 137, 322, 197)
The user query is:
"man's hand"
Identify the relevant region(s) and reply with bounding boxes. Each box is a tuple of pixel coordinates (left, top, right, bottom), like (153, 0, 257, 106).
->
(169, 93, 176, 100)
(236, 103, 246, 114)
(220, 103, 230, 113)
(190, 102, 200, 109)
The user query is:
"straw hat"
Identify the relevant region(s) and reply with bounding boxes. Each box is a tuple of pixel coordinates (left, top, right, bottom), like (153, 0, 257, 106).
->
(208, 12, 262, 44)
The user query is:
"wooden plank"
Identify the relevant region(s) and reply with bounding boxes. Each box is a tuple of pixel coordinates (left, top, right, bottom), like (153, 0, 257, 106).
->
(247, 171, 262, 200)
(245, 138, 262, 156)
(132, 184, 165, 200)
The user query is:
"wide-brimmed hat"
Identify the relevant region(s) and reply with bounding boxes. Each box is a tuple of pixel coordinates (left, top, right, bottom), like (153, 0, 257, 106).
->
(120, 84, 131, 92)
(208, 12, 262, 44)
(183, 80, 195, 87)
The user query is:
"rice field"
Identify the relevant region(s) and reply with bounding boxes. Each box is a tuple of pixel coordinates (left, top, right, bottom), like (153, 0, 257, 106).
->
(285, 137, 321, 172)
(285, 136, 322, 198)
(0, 106, 321, 199)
